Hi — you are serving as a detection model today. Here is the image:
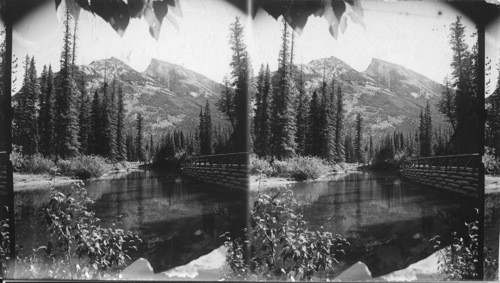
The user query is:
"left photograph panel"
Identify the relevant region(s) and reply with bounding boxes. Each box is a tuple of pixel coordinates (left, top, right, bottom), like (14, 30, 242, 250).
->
(2, 0, 249, 280)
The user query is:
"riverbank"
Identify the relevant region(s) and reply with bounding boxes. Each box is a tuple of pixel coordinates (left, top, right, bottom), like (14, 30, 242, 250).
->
(14, 161, 142, 191)
(250, 163, 361, 191)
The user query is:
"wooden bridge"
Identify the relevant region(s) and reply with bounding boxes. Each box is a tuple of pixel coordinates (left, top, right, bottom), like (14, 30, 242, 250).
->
(400, 154, 482, 200)
(181, 152, 249, 192)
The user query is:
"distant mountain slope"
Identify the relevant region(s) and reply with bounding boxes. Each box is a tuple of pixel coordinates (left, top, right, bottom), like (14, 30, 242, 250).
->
(292, 56, 449, 138)
(74, 57, 228, 134)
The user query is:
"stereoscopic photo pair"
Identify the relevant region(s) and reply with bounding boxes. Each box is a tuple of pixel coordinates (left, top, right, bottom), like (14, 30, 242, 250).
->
(0, 0, 499, 281)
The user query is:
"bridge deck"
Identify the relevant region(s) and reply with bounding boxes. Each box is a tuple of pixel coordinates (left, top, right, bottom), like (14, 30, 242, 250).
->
(400, 154, 481, 200)
(181, 153, 249, 191)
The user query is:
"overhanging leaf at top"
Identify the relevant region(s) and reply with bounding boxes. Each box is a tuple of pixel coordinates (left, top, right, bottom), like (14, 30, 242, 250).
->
(54, 0, 364, 39)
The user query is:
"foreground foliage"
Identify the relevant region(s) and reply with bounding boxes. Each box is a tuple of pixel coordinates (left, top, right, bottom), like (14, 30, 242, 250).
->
(0, 210, 11, 278)
(431, 216, 498, 280)
(15, 182, 141, 279)
(223, 188, 349, 280)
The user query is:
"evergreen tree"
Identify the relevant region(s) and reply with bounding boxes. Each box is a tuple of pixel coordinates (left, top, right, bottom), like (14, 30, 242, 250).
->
(116, 86, 126, 161)
(306, 90, 321, 156)
(14, 55, 40, 156)
(227, 17, 250, 152)
(369, 134, 374, 163)
(198, 107, 205, 154)
(77, 74, 91, 154)
(321, 79, 336, 162)
(270, 19, 297, 159)
(334, 85, 345, 162)
(136, 113, 144, 162)
(53, 9, 80, 158)
(437, 76, 456, 131)
(89, 90, 101, 155)
(38, 65, 48, 137)
(253, 64, 265, 156)
(355, 113, 363, 163)
(39, 65, 55, 156)
(107, 78, 118, 159)
(260, 65, 272, 156)
(419, 102, 433, 157)
(199, 101, 213, 155)
(295, 68, 308, 155)
(447, 16, 480, 154)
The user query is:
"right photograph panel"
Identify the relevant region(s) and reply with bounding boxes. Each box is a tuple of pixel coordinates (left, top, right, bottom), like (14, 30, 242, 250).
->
(247, 1, 485, 281)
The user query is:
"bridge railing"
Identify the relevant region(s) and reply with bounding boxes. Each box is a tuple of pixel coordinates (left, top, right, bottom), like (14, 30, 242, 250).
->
(400, 154, 481, 172)
(181, 152, 249, 169)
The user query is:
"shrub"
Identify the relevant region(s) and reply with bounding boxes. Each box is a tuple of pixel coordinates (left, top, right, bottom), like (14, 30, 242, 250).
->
(270, 156, 330, 181)
(15, 182, 142, 279)
(58, 156, 111, 179)
(289, 156, 330, 181)
(250, 156, 272, 176)
(223, 188, 349, 281)
(10, 152, 56, 174)
(483, 147, 500, 175)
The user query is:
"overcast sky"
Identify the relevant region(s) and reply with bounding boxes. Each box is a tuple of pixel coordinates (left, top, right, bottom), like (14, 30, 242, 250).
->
(12, 0, 489, 94)
(486, 16, 500, 96)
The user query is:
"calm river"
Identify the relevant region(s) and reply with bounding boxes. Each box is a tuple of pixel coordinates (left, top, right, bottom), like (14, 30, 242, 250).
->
(263, 171, 478, 277)
(14, 169, 246, 273)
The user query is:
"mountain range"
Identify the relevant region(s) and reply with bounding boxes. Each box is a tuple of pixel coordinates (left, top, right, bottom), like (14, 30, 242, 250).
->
(296, 56, 448, 138)
(17, 55, 449, 138)
(75, 57, 228, 134)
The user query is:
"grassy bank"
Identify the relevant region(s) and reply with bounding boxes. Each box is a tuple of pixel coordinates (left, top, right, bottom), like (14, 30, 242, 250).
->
(251, 155, 341, 181)
(12, 152, 131, 180)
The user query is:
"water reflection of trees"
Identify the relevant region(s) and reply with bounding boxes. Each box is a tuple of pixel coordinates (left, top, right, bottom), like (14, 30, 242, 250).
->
(16, 170, 246, 273)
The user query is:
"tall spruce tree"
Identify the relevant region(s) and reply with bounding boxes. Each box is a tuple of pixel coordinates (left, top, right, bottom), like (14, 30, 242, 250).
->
(253, 64, 265, 156)
(54, 9, 80, 158)
(334, 85, 345, 162)
(270, 18, 296, 159)
(14, 55, 40, 156)
(295, 68, 308, 155)
(322, 79, 337, 162)
(116, 86, 126, 161)
(355, 113, 363, 163)
(448, 16, 480, 154)
(89, 90, 101, 155)
(77, 74, 91, 154)
(437, 76, 456, 132)
(199, 101, 213, 155)
(39, 65, 55, 156)
(306, 90, 321, 156)
(226, 17, 250, 152)
(419, 102, 433, 157)
(136, 113, 144, 162)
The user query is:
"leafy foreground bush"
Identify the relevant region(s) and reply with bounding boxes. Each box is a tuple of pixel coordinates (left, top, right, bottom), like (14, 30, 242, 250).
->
(223, 189, 349, 281)
(15, 182, 141, 279)
(483, 147, 500, 175)
(0, 210, 11, 278)
(251, 156, 331, 181)
(431, 216, 498, 280)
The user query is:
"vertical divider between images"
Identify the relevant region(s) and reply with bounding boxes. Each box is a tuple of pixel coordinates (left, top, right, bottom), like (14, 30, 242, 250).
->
(0, 0, 15, 273)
